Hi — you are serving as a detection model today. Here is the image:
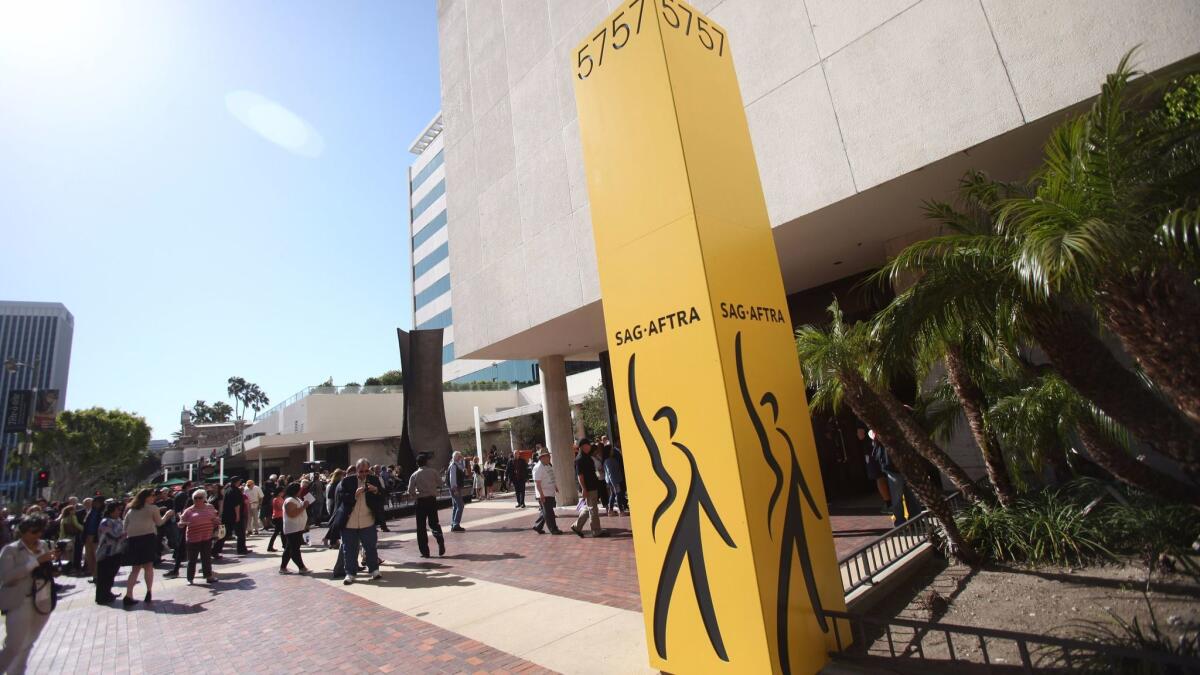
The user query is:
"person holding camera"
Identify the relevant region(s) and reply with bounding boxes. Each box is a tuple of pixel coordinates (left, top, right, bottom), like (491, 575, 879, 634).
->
(0, 514, 57, 673)
(332, 459, 384, 584)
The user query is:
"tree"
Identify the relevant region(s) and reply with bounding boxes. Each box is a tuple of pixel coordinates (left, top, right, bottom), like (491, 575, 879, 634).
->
(880, 169, 1200, 479)
(27, 407, 152, 501)
(506, 412, 545, 449)
(579, 384, 610, 439)
(227, 376, 270, 421)
(997, 56, 1200, 428)
(989, 375, 1199, 507)
(796, 301, 980, 564)
(364, 370, 404, 387)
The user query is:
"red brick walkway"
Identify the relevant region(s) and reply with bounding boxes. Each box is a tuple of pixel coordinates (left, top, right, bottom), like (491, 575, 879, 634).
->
(11, 491, 892, 674)
(30, 563, 553, 675)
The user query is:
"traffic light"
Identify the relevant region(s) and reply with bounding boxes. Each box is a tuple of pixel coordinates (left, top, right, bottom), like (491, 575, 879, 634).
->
(35, 469, 49, 488)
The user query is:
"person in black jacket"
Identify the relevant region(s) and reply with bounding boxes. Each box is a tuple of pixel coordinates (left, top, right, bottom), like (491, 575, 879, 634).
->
(164, 482, 194, 578)
(215, 478, 247, 555)
(331, 459, 385, 584)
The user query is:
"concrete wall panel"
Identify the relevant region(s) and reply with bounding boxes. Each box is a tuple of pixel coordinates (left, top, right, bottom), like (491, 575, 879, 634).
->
(467, 0, 510, 121)
(804, 0, 918, 57)
(746, 65, 856, 225)
(710, 0, 820, 105)
(824, 0, 1023, 189)
(502, 0, 552, 87)
(982, 0, 1200, 121)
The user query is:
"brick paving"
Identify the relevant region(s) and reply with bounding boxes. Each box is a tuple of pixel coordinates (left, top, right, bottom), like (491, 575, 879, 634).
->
(6, 489, 891, 674)
(378, 491, 893, 614)
(27, 564, 553, 675)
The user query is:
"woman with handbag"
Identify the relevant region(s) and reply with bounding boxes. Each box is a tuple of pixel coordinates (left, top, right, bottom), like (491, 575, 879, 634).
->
(0, 514, 56, 674)
(122, 488, 174, 606)
(94, 500, 126, 604)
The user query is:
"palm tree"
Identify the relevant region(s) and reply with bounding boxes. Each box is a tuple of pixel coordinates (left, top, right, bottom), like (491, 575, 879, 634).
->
(997, 54, 1200, 427)
(796, 300, 980, 564)
(989, 375, 1199, 508)
(880, 172, 1200, 478)
(227, 377, 270, 422)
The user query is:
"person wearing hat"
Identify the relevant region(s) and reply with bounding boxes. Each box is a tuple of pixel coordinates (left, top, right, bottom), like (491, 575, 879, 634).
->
(531, 449, 562, 534)
(571, 438, 608, 538)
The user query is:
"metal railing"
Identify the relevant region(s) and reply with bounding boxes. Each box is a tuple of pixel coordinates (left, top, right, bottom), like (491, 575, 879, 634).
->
(838, 482, 977, 596)
(822, 608, 1200, 673)
(253, 384, 405, 422)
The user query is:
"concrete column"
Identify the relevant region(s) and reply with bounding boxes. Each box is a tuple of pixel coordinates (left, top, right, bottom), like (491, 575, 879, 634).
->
(539, 355, 578, 504)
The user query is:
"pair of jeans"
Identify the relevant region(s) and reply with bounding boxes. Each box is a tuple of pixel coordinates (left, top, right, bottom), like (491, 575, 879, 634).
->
(95, 555, 121, 602)
(340, 526, 378, 576)
(267, 518, 283, 549)
(450, 492, 464, 528)
(573, 490, 603, 534)
(280, 532, 305, 571)
(533, 496, 559, 533)
(512, 480, 526, 507)
(606, 481, 628, 512)
(884, 471, 907, 524)
(186, 539, 214, 582)
(414, 497, 445, 557)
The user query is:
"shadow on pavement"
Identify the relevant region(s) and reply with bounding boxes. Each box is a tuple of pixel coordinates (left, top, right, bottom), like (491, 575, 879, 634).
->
(439, 552, 523, 562)
(369, 567, 476, 590)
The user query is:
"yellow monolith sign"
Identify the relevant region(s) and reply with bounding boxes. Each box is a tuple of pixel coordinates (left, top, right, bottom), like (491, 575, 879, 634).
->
(572, 1, 848, 673)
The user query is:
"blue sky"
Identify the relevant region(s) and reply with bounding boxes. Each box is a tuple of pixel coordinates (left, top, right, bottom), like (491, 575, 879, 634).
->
(0, 1, 439, 438)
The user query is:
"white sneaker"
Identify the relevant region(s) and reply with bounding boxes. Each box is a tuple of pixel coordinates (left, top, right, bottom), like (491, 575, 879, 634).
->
(343, 575, 354, 585)
(370, 570, 382, 580)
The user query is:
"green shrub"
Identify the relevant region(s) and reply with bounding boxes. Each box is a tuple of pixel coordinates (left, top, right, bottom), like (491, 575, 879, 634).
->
(957, 479, 1200, 568)
(956, 488, 1110, 566)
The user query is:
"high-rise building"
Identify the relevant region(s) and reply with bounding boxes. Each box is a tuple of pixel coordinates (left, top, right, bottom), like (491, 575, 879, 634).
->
(407, 112, 538, 384)
(0, 301, 74, 500)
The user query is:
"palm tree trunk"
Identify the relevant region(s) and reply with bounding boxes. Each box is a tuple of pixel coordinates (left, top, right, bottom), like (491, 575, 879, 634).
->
(837, 370, 981, 565)
(1075, 416, 1200, 508)
(1026, 304, 1200, 477)
(1098, 269, 1200, 429)
(870, 381, 988, 504)
(944, 346, 1017, 507)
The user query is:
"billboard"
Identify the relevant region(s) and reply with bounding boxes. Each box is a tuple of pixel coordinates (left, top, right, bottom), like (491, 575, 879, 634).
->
(3, 390, 33, 435)
(31, 390, 60, 431)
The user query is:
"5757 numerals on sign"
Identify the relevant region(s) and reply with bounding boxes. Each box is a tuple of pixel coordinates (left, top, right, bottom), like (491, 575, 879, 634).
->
(577, 0, 725, 80)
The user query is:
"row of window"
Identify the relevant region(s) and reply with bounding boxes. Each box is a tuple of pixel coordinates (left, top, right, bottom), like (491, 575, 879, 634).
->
(414, 274, 451, 312)
(413, 209, 447, 250)
(418, 307, 453, 330)
(413, 241, 449, 279)
(410, 149, 443, 193)
(411, 179, 445, 221)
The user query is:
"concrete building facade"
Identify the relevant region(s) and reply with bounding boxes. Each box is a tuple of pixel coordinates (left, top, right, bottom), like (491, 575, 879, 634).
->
(408, 113, 539, 385)
(0, 301, 74, 501)
(434, 0, 1200, 488)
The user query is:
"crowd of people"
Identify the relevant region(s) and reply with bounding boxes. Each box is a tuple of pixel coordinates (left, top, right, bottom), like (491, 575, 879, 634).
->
(0, 436, 628, 673)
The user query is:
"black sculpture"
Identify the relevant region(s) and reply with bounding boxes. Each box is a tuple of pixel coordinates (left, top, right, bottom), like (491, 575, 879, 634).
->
(735, 331, 828, 675)
(628, 353, 736, 662)
(395, 328, 453, 475)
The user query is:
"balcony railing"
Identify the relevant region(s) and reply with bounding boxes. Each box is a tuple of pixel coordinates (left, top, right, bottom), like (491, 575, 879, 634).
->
(253, 384, 404, 421)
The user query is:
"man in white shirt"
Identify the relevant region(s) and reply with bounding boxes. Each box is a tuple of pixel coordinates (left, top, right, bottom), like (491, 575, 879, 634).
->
(531, 449, 563, 535)
(243, 480, 264, 534)
(448, 451, 466, 532)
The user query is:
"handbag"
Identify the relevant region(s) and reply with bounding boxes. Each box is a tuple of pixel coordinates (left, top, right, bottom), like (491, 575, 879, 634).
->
(215, 524, 226, 540)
